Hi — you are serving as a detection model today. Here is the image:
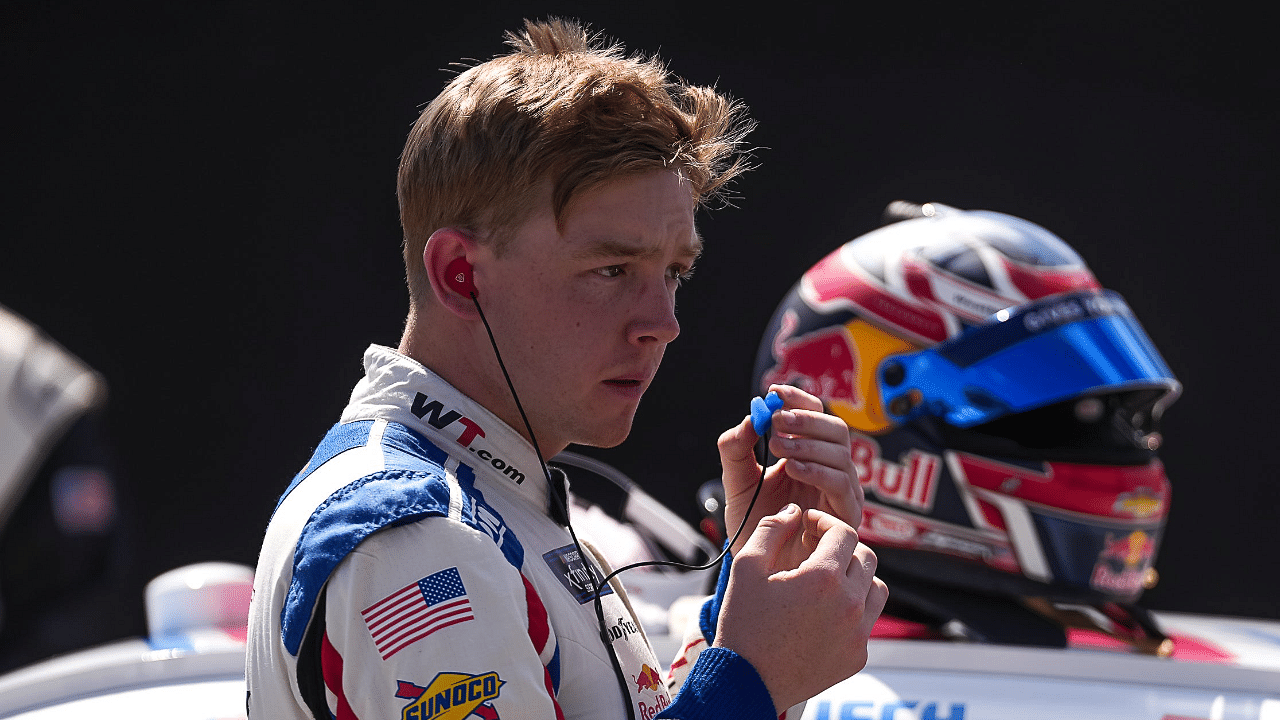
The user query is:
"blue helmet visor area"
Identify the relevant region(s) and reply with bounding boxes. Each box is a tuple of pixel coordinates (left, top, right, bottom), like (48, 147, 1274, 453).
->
(879, 290, 1181, 428)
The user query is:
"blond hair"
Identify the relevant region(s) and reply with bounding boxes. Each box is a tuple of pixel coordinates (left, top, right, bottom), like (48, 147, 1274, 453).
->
(397, 18, 755, 305)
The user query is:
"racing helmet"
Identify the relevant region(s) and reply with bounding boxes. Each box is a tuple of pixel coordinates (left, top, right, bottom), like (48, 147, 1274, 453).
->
(752, 202, 1181, 646)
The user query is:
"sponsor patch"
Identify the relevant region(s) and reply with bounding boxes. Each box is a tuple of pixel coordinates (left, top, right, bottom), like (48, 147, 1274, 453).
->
(633, 663, 672, 720)
(1091, 530, 1156, 595)
(396, 672, 503, 720)
(363, 567, 475, 659)
(606, 616, 642, 645)
(543, 544, 613, 604)
(637, 694, 671, 720)
(632, 664, 662, 694)
(411, 392, 487, 447)
(1113, 488, 1164, 518)
(410, 392, 526, 484)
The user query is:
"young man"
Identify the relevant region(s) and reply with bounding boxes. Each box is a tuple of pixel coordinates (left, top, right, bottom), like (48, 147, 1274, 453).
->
(246, 19, 887, 720)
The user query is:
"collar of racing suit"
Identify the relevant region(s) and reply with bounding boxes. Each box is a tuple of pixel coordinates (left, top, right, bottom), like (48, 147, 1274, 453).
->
(340, 344, 566, 523)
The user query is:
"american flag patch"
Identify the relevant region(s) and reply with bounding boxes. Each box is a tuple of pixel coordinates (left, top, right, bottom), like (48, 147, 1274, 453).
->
(362, 567, 475, 659)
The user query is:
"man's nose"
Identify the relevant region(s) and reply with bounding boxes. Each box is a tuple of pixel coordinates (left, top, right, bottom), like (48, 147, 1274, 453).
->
(629, 281, 681, 346)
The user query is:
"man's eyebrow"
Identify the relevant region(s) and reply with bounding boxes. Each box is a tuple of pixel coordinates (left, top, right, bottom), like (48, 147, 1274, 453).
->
(575, 235, 704, 262)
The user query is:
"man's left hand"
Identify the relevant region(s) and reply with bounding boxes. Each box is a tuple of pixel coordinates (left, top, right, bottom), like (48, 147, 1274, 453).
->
(717, 384, 862, 556)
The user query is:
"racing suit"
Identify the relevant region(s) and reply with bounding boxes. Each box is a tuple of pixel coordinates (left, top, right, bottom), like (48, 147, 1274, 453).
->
(246, 345, 774, 720)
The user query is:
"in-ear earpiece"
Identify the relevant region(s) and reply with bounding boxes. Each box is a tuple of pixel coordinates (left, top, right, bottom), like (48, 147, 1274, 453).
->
(444, 257, 477, 298)
(751, 391, 784, 436)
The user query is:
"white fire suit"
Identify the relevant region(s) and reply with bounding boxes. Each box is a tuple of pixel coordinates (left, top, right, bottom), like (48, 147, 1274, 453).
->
(246, 345, 774, 720)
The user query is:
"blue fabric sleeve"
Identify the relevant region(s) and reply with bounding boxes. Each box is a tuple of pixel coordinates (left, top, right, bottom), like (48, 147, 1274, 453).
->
(655, 549, 775, 719)
(698, 546, 734, 644)
(656, 647, 775, 720)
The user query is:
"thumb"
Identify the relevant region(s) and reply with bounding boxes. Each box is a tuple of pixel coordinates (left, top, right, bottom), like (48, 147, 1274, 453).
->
(717, 415, 761, 487)
(737, 503, 802, 567)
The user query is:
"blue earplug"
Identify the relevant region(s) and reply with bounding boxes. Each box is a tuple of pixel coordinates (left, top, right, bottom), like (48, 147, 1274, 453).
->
(750, 390, 785, 436)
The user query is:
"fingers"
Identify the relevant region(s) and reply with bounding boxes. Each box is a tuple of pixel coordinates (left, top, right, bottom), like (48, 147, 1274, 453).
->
(718, 414, 760, 466)
(798, 510, 883, 624)
(717, 415, 764, 502)
(764, 394, 863, 526)
(716, 506, 888, 710)
(797, 509, 865, 577)
(728, 384, 822, 447)
(719, 383, 862, 554)
(864, 575, 890, 634)
(735, 503, 803, 567)
(767, 383, 824, 413)
(765, 385, 853, 471)
(769, 425, 852, 490)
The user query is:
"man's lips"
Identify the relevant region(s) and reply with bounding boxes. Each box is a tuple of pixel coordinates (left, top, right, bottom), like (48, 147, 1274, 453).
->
(602, 370, 654, 391)
(603, 363, 659, 392)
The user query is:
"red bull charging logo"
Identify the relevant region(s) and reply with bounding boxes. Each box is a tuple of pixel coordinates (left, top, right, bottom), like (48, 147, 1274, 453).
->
(632, 664, 671, 720)
(761, 310, 860, 408)
(1091, 530, 1156, 596)
(633, 664, 662, 694)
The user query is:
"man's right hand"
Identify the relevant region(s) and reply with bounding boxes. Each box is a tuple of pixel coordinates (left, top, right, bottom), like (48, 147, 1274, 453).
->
(711, 504, 888, 712)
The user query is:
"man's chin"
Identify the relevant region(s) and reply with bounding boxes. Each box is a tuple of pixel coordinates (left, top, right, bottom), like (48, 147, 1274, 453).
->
(573, 416, 635, 449)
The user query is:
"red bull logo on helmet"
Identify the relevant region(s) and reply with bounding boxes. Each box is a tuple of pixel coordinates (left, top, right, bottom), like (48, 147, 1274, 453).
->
(763, 308, 922, 433)
(1091, 530, 1157, 596)
(761, 310, 860, 409)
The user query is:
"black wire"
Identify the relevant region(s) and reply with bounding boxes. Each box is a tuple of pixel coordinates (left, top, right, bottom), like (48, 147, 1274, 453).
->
(590, 438, 768, 720)
(471, 293, 629, 714)
(470, 291, 557, 488)
(470, 292, 769, 720)
(595, 450, 768, 589)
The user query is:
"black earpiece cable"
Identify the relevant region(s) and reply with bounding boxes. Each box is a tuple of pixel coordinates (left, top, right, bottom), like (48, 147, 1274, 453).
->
(469, 291, 768, 720)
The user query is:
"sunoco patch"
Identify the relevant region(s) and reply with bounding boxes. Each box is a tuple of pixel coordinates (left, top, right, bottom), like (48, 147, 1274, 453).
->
(395, 672, 503, 720)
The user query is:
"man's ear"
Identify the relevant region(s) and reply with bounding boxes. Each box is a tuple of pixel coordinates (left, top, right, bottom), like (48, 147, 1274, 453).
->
(423, 228, 481, 319)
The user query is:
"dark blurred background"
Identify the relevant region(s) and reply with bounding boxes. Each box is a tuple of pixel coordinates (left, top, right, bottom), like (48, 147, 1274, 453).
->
(4, 1, 1275, 648)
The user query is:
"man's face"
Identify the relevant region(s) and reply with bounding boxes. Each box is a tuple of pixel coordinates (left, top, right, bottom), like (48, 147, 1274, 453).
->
(473, 169, 700, 454)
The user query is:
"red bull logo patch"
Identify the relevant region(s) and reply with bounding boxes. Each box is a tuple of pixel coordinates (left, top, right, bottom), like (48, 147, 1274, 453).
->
(396, 672, 503, 720)
(632, 663, 672, 719)
(1091, 530, 1157, 596)
(633, 664, 662, 694)
(638, 694, 672, 720)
